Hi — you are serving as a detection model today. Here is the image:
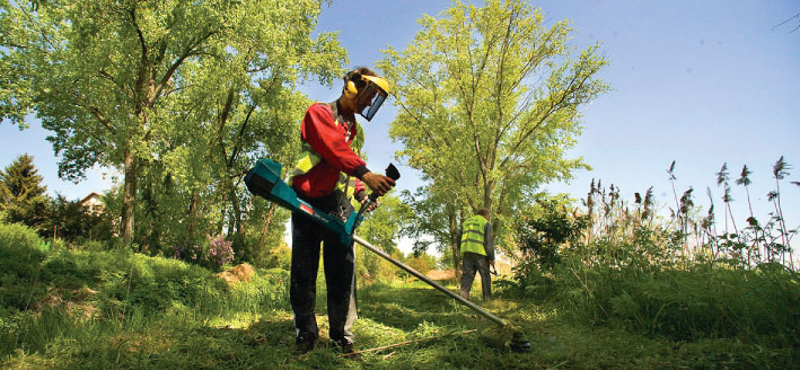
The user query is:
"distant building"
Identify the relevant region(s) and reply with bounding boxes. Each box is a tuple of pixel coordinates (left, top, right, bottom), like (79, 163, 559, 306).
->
(79, 192, 103, 215)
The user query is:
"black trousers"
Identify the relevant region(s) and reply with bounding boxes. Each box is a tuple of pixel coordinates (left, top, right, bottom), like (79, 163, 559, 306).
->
(460, 252, 492, 300)
(290, 194, 357, 345)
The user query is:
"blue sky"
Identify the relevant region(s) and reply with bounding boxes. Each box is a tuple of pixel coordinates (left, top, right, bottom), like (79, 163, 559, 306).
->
(2, 1, 798, 249)
(300, 0, 800, 242)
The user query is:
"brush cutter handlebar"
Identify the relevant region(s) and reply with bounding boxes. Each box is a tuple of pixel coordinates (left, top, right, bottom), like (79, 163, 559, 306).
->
(353, 163, 400, 229)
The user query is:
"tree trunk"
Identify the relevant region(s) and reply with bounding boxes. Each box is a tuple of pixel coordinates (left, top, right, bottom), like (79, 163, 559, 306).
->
(483, 180, 493, 222)
(449, 209, 462, 282)
(240, 196, 252, 240)
(258, 203, 276, 247)
(187, 190, 198, 242)
(121, 147, 138, 245)
(229, 182, 242, 236)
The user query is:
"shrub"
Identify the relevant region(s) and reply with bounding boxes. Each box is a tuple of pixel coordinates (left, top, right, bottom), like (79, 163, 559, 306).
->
(0, 222, 45, 254)
(77, 239, 106, 252)
(206, 234, 235, 269)
(0, 222, 46, 309)
(43, 194, 114, 242)
(407, 253, 436, 275)
(505, 199, 585, 296)
(171, 243, 202, 264)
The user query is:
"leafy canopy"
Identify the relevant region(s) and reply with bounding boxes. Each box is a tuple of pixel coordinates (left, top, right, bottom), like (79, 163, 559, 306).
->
(378, 0, 608, 256)
(379, 0, 608, 218)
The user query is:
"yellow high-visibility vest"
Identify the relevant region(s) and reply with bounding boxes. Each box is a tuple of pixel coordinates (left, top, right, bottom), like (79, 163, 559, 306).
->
(288, 114, 365, 210)
(460, 215, 488, 256)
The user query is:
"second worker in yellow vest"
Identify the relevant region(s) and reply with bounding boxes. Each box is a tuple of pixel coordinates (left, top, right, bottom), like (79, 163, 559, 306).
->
(458, 209, 495, 301)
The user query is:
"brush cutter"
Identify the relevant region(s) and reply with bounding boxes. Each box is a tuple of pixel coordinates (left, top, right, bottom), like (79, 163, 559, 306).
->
(244, 158, 531, 352)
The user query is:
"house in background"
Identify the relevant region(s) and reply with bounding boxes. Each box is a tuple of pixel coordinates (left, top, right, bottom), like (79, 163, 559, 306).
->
(79, 192, 103, 215)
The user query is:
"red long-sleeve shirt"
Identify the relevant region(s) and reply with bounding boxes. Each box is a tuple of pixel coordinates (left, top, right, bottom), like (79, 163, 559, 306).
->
(292, 103, 368, 198)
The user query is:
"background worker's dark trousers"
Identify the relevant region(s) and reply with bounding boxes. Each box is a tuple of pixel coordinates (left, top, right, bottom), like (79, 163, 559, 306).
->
(290, 196, 357, 345)
(460, 252, 492, 300)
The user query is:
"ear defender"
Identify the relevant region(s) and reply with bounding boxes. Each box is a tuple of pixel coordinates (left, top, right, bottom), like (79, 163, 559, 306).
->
(344, 80, 358, 99)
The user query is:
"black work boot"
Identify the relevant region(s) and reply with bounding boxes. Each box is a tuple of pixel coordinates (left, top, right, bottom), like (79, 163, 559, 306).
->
(294, 335, 316, 354)
(339, 342, 359, 359)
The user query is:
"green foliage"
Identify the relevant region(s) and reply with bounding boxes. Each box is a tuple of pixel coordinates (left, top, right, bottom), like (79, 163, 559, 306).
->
(500, 198, 585, 297)
(407, 252, 438, 276)
(498, 156, 800, 356)
(0, 222, 47, 309)
(1, 0, 345, 245)
(356, 193, 414, 281)
(379, 0, 608, 274)
(0, 154, 49, 233)
(553, 261, 800, 347)
(238, 200, 292, 268)
(514, 198, 585, 271)
(359, 193, 412, 251)
(43, 194, 114, 242)
(400, 186, 462, 261)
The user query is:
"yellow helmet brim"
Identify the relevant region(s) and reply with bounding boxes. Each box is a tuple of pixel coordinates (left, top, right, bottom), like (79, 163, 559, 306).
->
(361, 75, 390, 96)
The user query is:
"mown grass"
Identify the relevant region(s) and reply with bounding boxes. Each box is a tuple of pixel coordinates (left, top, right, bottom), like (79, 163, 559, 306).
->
(1, 223, 796, 369)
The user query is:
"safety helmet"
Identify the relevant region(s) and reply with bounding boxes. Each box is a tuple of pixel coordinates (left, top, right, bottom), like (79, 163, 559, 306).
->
(346, 73, 390, 121)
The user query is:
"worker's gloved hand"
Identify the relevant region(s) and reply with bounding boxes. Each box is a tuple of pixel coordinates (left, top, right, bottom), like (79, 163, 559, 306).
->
(360, 197, 379, 213)
(361, 172, 395, 196)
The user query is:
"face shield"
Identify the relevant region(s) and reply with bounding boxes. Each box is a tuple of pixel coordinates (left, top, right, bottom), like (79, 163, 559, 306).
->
(356, 75, 390, 121)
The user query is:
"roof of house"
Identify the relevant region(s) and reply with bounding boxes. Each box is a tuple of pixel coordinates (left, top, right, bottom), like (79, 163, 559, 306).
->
(79, 192, 102, 205)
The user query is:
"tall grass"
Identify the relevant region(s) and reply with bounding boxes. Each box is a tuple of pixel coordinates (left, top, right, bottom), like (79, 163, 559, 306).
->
(503, 157, 800, 360)
(0, 222, 290, 363)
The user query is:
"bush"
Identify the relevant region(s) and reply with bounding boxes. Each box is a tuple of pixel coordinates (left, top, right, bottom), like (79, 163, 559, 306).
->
(504, 199, 585, 296)
(407, 253, 437, 275)
(76, 239, 107, 252)
(263, 244, 292, 271)
(0, 223, 47, 309)
(0, 222, 45, 254)
(206, 234, 235, 269)
(171, 242, 202, 264)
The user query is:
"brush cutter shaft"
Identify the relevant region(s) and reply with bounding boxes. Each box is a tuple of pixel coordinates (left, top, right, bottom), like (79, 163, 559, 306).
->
(353, 235, 507, 327)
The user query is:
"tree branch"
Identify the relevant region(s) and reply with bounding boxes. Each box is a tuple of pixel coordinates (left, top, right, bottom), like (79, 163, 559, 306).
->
(497, 63, 588, 170)
(128, 6, 148, 68)
(153, 30, 220, 100)
(98, 69, 130, 97)
(71, 91, 115, 134)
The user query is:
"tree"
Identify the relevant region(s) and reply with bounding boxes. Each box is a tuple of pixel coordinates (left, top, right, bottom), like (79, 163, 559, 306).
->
(359, 193, 413, 252)
(44, 194, 113, 241)
(378, 0, 608, 270)
(356, 193, 414, 280)
(0, 177, 10, 209)
(0, 154, 49, 231)
(1, 0, 345, 244)
(401, 185, 465, 272)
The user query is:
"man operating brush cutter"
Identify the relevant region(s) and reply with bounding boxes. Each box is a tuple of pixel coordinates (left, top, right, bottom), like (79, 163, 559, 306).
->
(286, 66, 394, 355)
(245, 67, 529, 356)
